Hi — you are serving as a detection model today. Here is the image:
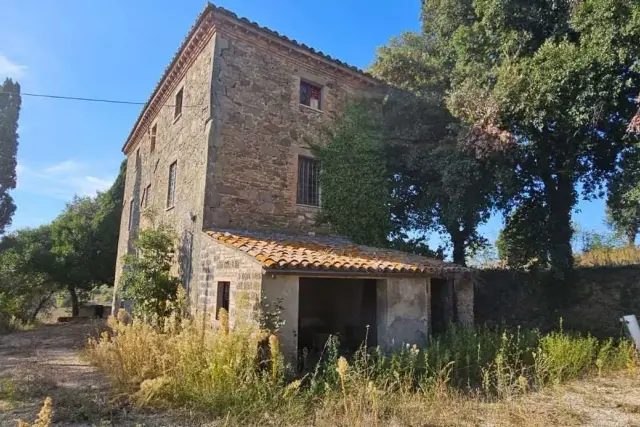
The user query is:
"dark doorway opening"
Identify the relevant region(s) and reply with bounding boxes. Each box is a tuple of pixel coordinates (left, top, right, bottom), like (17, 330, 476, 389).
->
(298, 278, 377, 370)
(430, 278, 451, 335)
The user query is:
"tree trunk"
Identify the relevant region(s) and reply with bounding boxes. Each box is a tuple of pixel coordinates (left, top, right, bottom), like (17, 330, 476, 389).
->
(626, 228, 636, 248)
(68, 285, 79, 317)
(30, 291, 54, 322)
(546, 173, 575, 280)
(451, 234, 467, 266)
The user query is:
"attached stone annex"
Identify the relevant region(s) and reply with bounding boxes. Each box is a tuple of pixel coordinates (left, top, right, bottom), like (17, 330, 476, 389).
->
(114, 2, 473, 366)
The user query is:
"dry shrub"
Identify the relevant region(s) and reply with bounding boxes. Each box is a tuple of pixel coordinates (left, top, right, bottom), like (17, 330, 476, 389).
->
(87, 310, 637, 425)
(577, 246, 640, 267)
(87, 308, 291, 420)
(17, 396, 53, 427)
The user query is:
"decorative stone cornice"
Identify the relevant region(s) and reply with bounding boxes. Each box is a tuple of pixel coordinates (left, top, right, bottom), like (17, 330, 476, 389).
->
(123, 2, 382, 154)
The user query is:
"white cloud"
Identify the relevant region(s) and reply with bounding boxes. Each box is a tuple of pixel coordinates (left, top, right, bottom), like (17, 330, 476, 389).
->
(43, 159, 84, 174)
(16, 160, 114, 200)
(0, 54, 27, 79)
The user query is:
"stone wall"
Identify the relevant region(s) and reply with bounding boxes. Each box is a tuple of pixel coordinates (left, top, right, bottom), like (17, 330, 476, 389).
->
(261, 275, 299, 365)
(376, 278, 430, 349)
(114, 34, 216, 308)
(455, 273, 474, 326)
(197, 233, 263, 327)
(203, 26, 380, 233)
(476, 266, 640, 337)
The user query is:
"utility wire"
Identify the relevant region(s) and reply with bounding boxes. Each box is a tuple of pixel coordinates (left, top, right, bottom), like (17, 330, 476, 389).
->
(0, 90, 203, 107)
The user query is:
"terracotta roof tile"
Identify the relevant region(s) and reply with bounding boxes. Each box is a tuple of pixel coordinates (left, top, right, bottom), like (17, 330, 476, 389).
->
(206, 229, 467, 276)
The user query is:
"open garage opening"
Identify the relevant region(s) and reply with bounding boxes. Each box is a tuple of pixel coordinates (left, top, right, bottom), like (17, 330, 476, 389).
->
(297, 277, 377, 369)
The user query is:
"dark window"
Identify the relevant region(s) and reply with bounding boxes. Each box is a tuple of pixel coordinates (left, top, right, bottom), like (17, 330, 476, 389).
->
(216, 281, 230, 319)
(135, 148, 140, 169)
(297, 156, 320, 206)
(128, 199, 134, 230)
(167, 161, 177, 208)
(143, 184, 151, 208)
(299, 81, 322, 110)
(174, 88, 183, 118)
(150, 124, 157, 153)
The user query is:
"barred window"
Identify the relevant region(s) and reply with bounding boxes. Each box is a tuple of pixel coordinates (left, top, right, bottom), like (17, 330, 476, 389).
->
(167, 161, 177, 208)
(300, 81, 322, 110)
(297, 156, 320, 206)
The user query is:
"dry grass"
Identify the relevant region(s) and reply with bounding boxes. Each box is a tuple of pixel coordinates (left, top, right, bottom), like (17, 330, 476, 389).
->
(85, 310, 639, 426)
(577, 246, 640, 266)
(1, 321, 639, 426)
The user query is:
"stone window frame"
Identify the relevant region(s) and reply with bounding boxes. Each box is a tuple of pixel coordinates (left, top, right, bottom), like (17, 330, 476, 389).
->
(299, 80, 323, 111)
(134, 148, 141, 170)
(166, 160, 177, 210)
(216, 281, 231, 320)
(292, 144, 322, 209)
(141, 183, 151, 208)
(294, 71, 329, 114)
(173, 85, 184, 123)
(296, 155, 321, 207)
(128, 199, 134, 231)
(149, 123, 157, 154)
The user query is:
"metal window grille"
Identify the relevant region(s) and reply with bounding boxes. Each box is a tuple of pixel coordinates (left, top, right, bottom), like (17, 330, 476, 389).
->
(299, 81, 322, 110)
(167, 162, 177, 208)
(297, 156, 320, 206)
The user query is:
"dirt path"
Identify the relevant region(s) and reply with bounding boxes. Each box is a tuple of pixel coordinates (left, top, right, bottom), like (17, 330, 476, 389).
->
(0, 322, 184, 427)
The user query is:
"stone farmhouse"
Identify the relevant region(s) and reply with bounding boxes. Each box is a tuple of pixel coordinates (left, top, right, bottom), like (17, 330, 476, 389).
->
(114, 3, 474, 364)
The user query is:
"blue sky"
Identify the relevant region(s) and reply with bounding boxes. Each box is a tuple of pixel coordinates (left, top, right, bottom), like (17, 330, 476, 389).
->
(1, 0, 607, 247)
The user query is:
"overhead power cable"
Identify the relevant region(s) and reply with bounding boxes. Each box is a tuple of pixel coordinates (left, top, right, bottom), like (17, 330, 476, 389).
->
(0, 90, 202, 108)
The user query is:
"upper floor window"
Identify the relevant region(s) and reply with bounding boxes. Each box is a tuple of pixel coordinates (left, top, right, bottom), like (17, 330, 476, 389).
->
(135, 148, 140, 169)
(174, 88, 183, 119)
(167, 161, 177, 208)
(128, 199, 134, 231)
(150, 124, 157, 153)
(297, 156, 320, 206)
(300, 81, 322, 110)
(141, 184, 151, 208)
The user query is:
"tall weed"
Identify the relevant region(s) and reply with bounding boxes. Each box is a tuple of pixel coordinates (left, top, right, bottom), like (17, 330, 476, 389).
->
(87, 312, 637, 424)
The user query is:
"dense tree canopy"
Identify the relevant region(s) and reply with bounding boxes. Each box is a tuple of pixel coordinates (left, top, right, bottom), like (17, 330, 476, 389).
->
(0, 226, 61, 324)
(0, 79, 21, 235)
(0, 159, 126, 320)
(606, 145, 640, 247)
(436, 0, 640, 277)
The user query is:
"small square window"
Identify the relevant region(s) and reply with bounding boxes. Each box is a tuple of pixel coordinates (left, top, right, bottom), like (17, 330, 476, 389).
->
(216, 281, 230, 319)
(297, 156, 320, 206)
(300, 81, 322, 110)
(150, 124, 157, 153)
(174, 88, 183, 119)
(167, 161, 177, 208)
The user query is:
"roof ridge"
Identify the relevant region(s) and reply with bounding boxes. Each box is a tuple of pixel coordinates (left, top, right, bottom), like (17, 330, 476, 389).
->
(122, 2, 381, 153)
